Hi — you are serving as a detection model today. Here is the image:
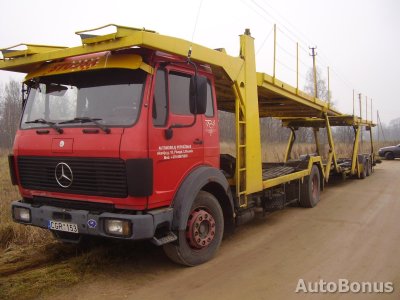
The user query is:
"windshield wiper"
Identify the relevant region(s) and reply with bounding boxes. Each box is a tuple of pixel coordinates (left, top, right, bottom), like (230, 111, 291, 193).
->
(25, 118, 63, 134)
(59, 117, 110, 134)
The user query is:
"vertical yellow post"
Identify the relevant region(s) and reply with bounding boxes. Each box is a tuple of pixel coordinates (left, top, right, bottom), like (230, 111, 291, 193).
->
(296, 42, 299, 93)
(234, 29, 263, 206)
(273, 24, 276, 83)
(351, 126, 361, 176)
(369, 125, 375, 159)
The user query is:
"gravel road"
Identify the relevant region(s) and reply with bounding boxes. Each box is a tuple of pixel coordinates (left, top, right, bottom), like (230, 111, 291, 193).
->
(48, 161, 400, 300)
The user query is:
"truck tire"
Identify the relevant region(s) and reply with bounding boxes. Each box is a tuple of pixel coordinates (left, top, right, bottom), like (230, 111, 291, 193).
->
(299, 165, 320, 208)
(360, 162, 367, 179)
(366, 159, 372, 176)
(385, 152, 395, 160)
(163, 191, 224, 266)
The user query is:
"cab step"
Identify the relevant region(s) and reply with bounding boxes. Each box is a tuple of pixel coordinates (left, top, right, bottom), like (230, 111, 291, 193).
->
(151, 231, 177, 246)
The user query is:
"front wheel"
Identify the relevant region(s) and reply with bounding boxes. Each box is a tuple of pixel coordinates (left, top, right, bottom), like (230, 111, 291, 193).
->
(163, 191, 224, 266)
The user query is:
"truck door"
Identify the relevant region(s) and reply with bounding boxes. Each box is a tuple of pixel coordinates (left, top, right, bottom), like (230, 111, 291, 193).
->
(148, 67, 204, 208)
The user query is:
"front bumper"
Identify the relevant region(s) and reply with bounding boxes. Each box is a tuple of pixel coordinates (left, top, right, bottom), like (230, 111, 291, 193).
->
(11, 200, 173, 241)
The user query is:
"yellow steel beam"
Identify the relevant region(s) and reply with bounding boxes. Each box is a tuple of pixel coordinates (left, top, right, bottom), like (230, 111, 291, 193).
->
(0, 26, 244, 83)
(325, 114, 339, 174)
(369, 126, 375, 159)
(281, 115, 376, 128)
(351, 125, 361, 175)
(263, 170, 309, 189)
(0, 44, 67, 59)
(233, 81, 247, 206)
(236, 31, 263, 197)
(308, 156, 325, 179)
(257, 73, 342, 118)
(284, 129, 295, 162)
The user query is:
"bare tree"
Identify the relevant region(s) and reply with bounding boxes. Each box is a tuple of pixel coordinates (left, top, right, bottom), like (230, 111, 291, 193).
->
(0, 80, 22, 149)
(304, 67, 330, 102)
(385, 117, 400, 142)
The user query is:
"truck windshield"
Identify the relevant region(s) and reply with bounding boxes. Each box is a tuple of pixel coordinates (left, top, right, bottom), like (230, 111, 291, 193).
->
(21, 69, 146, 129)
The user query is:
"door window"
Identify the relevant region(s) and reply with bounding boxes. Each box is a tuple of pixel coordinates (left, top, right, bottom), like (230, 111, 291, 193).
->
(152, 69, 168, 126)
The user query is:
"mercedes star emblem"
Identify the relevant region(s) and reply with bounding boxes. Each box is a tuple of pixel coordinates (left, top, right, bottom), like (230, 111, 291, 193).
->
(55, 162, 73, 188)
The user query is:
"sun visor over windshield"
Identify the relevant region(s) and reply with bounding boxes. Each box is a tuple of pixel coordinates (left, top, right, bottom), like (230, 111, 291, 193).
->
(25, 53, 153, 80)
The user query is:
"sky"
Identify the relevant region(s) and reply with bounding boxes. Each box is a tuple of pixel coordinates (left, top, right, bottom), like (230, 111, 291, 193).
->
(0, 0, 399, 123)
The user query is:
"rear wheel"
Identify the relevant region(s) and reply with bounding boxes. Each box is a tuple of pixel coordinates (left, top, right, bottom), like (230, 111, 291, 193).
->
(385, 152, 395, 160)
(359, 161, 367, 179)
(299, 165, 320, 208)
(163, 191, 224, 266)
(366, 159, 372, 176)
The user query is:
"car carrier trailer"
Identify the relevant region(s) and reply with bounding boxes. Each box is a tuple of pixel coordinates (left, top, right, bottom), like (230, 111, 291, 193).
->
(281, 115, 375, 181)
(0, 25, 375, 266)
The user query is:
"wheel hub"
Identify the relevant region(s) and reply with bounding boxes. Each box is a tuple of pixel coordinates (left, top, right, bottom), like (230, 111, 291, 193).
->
(186, 208, 216, 249)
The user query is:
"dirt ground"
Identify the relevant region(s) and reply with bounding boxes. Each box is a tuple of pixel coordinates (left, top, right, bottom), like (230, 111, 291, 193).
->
(45, 161, 400, 300)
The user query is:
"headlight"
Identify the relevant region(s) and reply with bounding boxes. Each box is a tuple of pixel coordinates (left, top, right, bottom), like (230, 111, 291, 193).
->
(13, 207, 31, 223)
(104, 219, 132, 237)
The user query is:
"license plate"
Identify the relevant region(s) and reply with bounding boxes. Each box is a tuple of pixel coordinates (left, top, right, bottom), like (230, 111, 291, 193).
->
(48, 220, 79, 233)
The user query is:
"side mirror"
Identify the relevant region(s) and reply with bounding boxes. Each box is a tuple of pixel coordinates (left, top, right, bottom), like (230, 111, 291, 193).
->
(190, 75, 207, 115)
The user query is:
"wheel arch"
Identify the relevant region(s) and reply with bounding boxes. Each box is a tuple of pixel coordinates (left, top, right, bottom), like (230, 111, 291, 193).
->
(171, 166, 234, 233)
(202, 181, 235, 235)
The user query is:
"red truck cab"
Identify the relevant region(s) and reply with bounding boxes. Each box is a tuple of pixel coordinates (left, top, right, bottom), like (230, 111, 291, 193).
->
(10, 48, 234, 266)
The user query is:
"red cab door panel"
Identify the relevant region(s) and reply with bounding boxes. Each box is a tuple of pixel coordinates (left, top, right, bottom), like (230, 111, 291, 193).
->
(148, 68, 204, 208)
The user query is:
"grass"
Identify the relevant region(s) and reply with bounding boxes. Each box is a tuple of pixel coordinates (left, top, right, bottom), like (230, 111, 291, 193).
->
(222, 141, 346, 162)
(222, 140, 397, 163)
(0, 149, 59, 299)
(0, 149, 51, 249)
(0, 238, 173, 299)
(0, 240, 117, 300)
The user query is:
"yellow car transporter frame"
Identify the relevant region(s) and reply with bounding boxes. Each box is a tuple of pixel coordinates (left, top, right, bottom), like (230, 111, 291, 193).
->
(0, 24, 375, 209)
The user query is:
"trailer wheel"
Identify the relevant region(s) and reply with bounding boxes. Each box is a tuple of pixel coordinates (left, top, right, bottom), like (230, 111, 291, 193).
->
(360, 162, 367, 179)
(366, 159, 372, 176)
(163, 191, 224, 266)
(299, 165, 320, 208)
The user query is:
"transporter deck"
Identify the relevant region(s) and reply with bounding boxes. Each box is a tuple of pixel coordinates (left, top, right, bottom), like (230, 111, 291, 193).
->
(0, 24, 375, 198)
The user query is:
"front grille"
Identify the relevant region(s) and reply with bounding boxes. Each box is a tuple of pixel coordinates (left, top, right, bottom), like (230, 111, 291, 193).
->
(18, 156, 128, 198)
